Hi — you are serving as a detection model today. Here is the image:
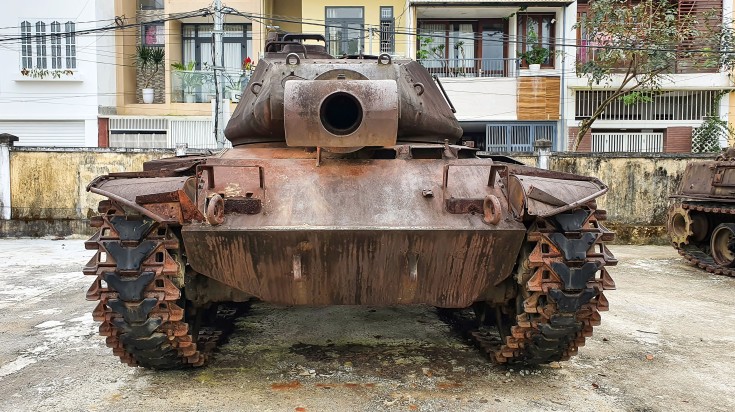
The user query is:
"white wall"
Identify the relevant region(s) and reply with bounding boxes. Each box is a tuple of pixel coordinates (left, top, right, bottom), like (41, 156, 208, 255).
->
(440, 77, 517, 121)
(0, 0, 115, 147)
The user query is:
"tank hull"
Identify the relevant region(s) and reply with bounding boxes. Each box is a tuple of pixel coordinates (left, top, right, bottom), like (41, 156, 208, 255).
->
(182, 146, 525, 307)
(669, 157, 735, 275)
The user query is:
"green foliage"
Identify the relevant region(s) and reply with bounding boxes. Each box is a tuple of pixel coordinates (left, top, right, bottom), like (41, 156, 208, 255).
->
(171, 61, 204, 93)
(416, 36, 445, 61)
(620, 91, 653, 105)
(136, 46, 165, 89)
(519, 30, 550, 65)
(692, 116, 732, 153)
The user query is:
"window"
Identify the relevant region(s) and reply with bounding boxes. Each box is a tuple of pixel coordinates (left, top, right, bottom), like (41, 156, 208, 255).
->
(20, 20, 77, 70)
(21, 21, 32, 68)
(50, 21, 62, 69)
(142, 23, 164, 46)
(65, 21, 76, 69)
(139, 0, 163, 10)
(517, 14, 555, 68)
(182, 24, 252, 72)
(325, 7, 364, 56)
(418, 20, 517, 77)
(380, 6, 394, 54)
(35, 21, 47, 69)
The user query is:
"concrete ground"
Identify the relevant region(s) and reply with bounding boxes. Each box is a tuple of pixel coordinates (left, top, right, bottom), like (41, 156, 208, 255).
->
(0, 239, 733, 412)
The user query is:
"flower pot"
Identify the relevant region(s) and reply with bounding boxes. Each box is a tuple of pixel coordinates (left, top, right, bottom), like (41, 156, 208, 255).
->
(528, 64, 541, 73)
(184, 93, 196, 103)
(142, 88, 154, 104)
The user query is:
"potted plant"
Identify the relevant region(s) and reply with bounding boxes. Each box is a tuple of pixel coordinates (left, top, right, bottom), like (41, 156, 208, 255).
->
(136, 46, 165, 104)
(171, 61, 203, 103)
(519, 30, 550, 73)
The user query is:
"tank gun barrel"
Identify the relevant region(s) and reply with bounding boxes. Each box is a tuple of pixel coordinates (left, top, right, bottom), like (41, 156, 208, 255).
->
(284, 80, 398, 149)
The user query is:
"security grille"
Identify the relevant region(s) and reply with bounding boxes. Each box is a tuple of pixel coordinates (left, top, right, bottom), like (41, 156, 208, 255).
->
(575, 90, 719, 121)
(485, 122, 557, 152)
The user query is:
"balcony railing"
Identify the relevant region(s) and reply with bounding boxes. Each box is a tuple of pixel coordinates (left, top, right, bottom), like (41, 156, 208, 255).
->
(591, 132, 664, 153)
(419, 58, 520, 78)
(171, 69, 251, 103)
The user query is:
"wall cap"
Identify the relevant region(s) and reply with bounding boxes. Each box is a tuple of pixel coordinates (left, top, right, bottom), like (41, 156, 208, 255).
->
(0, 134, 19, 146)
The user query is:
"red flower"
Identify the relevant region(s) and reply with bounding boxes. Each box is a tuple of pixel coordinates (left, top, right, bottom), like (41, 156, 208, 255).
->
(243, 57, 253, 70)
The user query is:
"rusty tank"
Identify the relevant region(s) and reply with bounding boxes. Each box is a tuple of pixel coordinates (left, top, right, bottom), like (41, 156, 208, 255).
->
(83, 34, 616, 369)
(668, 148, 735, 275)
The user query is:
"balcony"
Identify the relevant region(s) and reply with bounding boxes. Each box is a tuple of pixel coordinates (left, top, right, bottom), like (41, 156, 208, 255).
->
(591, 132, 664, 153)
(171, 69, 251, 103)
(418, 58, 520, 78)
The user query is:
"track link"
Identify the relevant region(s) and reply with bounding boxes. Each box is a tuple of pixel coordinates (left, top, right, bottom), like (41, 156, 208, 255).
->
(84, 208, 240, 369)
(673, 202, 735, 277)
(442, 206, 616, 365)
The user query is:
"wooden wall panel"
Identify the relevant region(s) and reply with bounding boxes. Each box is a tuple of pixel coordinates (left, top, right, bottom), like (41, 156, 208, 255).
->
(517, 76, 561, 121)
(664, 126, 693, 153)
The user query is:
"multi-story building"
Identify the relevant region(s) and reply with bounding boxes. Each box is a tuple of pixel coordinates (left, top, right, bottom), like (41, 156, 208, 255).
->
(0, 0, 115, 147)
(108, 0, 270, 149)
(404, 0, 733, 153)
(106, 0, 732, 152)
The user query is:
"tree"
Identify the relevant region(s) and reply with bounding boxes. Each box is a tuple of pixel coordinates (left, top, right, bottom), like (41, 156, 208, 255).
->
(572, 0, 735, 151)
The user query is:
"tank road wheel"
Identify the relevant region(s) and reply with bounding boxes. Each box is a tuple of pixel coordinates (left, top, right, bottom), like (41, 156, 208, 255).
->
(710, 223, 735, 267)
(83, 204, 242, 369)
(669, 204, 694, 247)
(447, 206, 617, 365)
(668, 204, 709, 248)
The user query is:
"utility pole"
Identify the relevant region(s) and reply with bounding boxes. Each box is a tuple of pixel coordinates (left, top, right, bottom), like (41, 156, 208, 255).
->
(213, 0, 225, 148)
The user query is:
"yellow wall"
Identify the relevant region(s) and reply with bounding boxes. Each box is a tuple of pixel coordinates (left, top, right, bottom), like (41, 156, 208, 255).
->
(299, 0, 409, 57)
(272, 0, 303, 34)
(9, 151, 170, 220)
(115, 1, 138, 107)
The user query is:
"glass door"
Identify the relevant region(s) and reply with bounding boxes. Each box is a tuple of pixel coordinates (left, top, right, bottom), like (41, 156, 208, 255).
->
(480, 20, 507, 77)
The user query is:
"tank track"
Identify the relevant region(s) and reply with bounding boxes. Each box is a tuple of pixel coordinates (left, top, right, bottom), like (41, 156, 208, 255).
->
(673, 201, 735, 277)
(84, 209, 242, 369)
(441, 207, 616, 365)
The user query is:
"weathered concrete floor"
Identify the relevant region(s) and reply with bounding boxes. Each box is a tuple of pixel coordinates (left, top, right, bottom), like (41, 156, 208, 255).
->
(0, 240, 733, 412)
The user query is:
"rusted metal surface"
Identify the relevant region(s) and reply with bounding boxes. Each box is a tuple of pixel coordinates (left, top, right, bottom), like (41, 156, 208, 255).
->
(441, 204, 616, 364)
(84, 32, 617, 368)
(670, 202, 735, 277)
(283, 80, 398, 148)
(84, 216, 246, 368)
(181, 151, 527, 307)
(225, 59, 463, 146)
(672, 160, 735, 202)
(668, 156, 735, 277)
(88, 176, 203, 224)
(507, 174, 607, 218)
(184, 228, 523, 307)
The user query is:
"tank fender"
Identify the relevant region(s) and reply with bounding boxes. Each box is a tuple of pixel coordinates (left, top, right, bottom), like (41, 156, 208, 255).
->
(87, 174, 203, 224)
(506, 172, 608, 218)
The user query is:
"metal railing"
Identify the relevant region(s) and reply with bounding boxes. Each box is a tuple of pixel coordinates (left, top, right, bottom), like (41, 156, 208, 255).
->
(591, 132, 664, 153)
(171, 69, 251, 103)
(419, 57, 520, 78)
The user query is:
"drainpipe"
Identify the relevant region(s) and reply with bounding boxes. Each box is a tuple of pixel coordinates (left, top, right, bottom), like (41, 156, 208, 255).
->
(535, 139, 553, 169)
(0, 133, 19, 220)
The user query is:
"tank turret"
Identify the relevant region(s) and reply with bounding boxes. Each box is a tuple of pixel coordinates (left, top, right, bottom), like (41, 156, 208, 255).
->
(225, 34, 462, 148)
